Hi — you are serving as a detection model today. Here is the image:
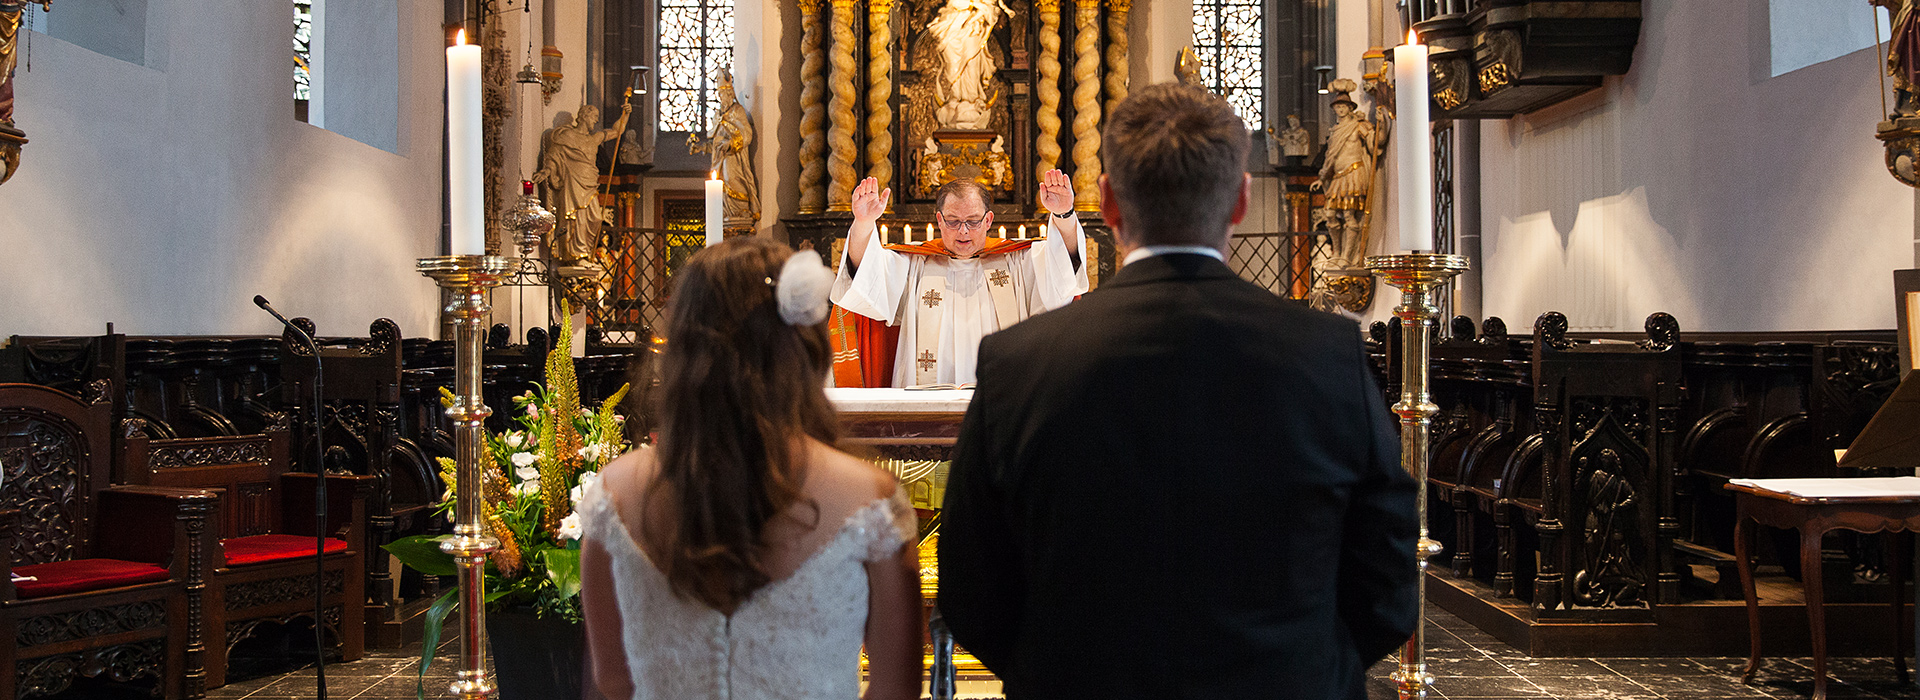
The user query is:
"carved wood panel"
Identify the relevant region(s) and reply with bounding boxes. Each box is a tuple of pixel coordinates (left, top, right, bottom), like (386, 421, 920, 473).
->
(0, 410, 85, 566)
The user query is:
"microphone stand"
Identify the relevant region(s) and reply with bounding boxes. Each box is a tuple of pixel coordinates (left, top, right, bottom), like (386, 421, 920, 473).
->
(255, 295, 330, 700)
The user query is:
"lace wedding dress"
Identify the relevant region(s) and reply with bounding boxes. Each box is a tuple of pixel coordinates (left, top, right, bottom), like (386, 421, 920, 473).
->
(581, 486, 918, 700)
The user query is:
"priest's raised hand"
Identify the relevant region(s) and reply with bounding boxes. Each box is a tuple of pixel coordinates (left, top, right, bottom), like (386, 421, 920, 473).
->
(847, 177, 892, 268)
(1037, 168, 1082, 252)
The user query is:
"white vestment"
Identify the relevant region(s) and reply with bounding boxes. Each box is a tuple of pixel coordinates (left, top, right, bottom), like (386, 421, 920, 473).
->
(832, 222, 1089, 386)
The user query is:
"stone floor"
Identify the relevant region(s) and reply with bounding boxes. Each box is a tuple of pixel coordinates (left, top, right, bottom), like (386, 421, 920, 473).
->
(39, 604, 1920, 699)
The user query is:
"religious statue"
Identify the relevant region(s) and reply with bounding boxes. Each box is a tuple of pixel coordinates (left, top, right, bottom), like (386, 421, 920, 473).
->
(1314, 79, 1387, 267)
(1279, 114, 1311, 161)
(927, 0, 1012, 129)
(1879, 0, 1920, 118)
(689, 70, 759, 228)
(0, 1, 50, 185)
(1174, 46, 1207, 91)
(1309, 79, 1388, 313)
(917, 137, 948, 195)
(532, 102, 631, 266)
(984, 136, 1011, 189)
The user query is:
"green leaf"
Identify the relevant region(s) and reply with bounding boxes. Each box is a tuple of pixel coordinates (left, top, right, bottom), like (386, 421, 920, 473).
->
(414, 588, 460, 700)
(381, 535, 459, 577)
(542, 548, 582, 600)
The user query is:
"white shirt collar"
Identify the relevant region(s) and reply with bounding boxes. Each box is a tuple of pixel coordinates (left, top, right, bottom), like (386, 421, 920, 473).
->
(1122, 245, 1226, 266)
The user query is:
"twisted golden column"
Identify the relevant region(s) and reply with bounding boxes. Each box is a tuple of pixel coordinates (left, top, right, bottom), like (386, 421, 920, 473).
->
(798, 0, 827, 214)
(1070, 0, 1103, 210)
(827, 0, 860, 212)
(1103, 0, 1131, 119)
(1034, 0, 1064, 185)
(866, 0, 894, 196)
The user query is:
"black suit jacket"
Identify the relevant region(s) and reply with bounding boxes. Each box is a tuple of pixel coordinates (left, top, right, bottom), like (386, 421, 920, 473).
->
(937, 253, 1418, 700)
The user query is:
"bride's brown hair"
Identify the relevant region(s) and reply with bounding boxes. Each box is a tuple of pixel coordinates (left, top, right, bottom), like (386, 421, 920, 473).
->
(646, 237, 837, 611)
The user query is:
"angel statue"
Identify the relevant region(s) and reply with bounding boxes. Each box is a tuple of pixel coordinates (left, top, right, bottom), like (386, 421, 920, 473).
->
(533, 102, 631, 266)
(689, 70, 759, 229)
(927, 0, 1012, 129)
(1175, 46, 1207, 91)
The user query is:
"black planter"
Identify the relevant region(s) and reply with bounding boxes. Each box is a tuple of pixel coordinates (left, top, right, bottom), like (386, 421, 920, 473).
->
(487, 609, 586, 699)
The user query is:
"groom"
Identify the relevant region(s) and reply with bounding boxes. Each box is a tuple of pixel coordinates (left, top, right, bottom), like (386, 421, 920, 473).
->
(937, 83, 1418, 699)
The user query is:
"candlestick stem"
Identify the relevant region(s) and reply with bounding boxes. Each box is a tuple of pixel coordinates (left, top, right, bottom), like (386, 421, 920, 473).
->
(1366, 252, 1468, 700)
(417, 254, 514, 699)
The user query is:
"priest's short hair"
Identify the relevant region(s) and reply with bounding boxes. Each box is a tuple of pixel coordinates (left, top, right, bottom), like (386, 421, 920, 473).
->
(1103, 83, 1250, 247)
(933, 178, 994, 213)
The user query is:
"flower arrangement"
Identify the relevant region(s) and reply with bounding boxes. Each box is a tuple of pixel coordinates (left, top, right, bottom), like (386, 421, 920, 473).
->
(384, 309, 630, 625)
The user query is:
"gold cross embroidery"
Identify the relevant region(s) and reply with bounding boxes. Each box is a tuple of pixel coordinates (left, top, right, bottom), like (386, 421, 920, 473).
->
(921, 288, 943, 308)
(917, 350, 937, 371)
(987, 269, 1010, 287)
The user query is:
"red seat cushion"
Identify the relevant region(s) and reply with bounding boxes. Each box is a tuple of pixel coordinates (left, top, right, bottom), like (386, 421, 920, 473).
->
(222, 535, 349, 567)
(13, 559, 171, 599)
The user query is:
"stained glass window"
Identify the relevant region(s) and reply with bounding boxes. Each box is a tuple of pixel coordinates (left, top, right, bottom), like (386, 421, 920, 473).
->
(657, 0, 734, 133)
(294, 1, 313, 110)
(1192, 0, 1263, 130)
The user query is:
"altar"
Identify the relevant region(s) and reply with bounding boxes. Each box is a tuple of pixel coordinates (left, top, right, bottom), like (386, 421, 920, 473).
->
(827, 388, 994, 688)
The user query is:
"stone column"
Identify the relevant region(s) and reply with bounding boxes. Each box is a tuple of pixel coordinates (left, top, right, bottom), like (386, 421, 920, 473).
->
(1104, 0, 1131, 119)
(1035, 0, 1064, 186)
(1070, 0, 1103, 210)
(867, 0, 894, 196)
(827, 0, 860, 212)
(798, 0, 828, 214)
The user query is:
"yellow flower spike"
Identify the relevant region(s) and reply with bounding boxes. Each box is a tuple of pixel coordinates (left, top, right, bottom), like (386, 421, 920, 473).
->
(488, 515, 523, 576)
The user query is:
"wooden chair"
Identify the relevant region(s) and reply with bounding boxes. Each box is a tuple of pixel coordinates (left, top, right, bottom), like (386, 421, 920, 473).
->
(118, 428, 372, 688)
(0, 382, 219, 700)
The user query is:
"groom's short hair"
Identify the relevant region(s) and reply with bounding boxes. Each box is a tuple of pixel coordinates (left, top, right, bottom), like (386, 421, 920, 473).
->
(1103, 83, 1249, 247)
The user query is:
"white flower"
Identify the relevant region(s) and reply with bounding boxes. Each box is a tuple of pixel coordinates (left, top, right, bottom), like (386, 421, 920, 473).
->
(515, 465, 538, 482)
(571, 471, 602, 505)
(505, 432, 526, 449)
(577, 443, 606, 463)
(512, 480, 540, 497)
(510, 452, 537, 469)
(555, 512, 583, 541)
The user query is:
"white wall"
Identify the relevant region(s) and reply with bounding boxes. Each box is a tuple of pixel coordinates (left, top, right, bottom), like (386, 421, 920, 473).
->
(0, 0, 446, 338)
(1475, 0, 1912, 332)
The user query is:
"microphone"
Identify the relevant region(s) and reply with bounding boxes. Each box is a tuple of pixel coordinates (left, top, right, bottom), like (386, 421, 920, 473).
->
(255, 295, 330, 700)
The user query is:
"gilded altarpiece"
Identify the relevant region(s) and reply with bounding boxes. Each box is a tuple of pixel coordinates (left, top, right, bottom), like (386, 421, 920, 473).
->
(784, 0, 1129, 288)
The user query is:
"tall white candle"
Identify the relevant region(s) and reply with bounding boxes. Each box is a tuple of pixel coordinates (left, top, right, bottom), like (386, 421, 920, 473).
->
(447, 32, 485, 256)
(1393, 30, 1434, 252)
(705, 171, 723, 247)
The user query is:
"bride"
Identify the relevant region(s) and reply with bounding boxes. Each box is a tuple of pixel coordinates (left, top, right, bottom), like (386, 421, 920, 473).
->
(581, 238, 925, 700)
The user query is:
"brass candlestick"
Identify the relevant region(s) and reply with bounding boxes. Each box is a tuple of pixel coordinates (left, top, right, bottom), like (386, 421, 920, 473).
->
(418, 254, 515, 699)
(1365, 252, 1468, 700)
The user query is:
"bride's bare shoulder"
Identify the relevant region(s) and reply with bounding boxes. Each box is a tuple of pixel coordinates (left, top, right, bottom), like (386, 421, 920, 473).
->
(600, 446, 659, 505)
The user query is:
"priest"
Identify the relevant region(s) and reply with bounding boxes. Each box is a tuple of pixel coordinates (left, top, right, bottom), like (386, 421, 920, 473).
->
(832, 171, 1089, 387)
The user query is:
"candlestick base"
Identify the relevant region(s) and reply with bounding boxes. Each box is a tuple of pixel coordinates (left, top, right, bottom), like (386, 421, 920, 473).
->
(1365, 252, 1468, 700)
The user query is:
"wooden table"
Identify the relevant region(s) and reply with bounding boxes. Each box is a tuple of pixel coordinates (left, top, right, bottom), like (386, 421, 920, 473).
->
(1728, 479, 1918, 700)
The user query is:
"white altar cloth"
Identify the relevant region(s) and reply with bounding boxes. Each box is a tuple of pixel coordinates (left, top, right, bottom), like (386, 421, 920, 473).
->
(825, 387, 974, 415)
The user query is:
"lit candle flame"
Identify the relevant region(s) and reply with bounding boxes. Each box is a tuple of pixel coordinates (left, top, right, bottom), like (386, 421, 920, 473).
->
(456, 29, 466, 45)
(1406, 29, 1418, 46)
(710, 170, 719, 180)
